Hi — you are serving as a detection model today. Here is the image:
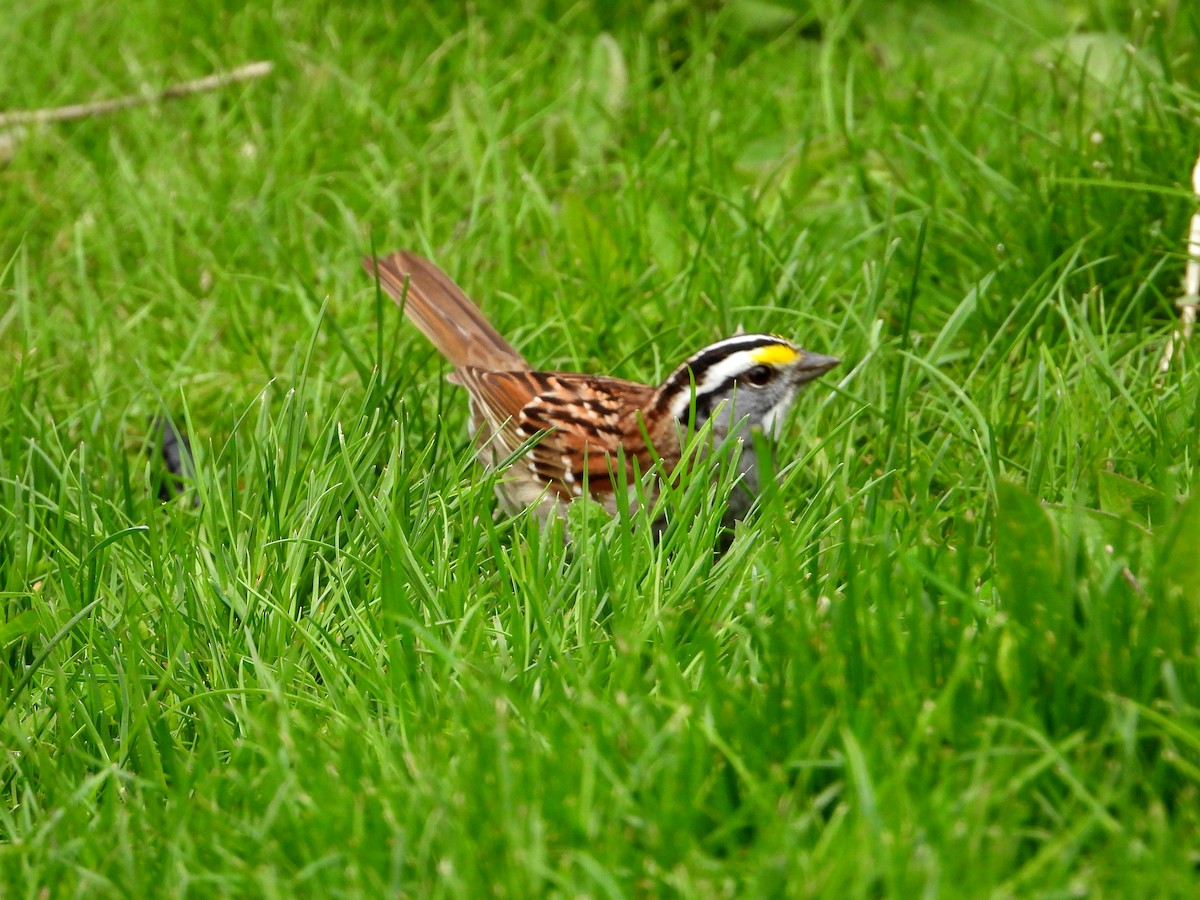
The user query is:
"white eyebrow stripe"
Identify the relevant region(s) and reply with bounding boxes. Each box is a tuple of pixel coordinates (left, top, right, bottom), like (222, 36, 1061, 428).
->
(667, 350, 756, 419)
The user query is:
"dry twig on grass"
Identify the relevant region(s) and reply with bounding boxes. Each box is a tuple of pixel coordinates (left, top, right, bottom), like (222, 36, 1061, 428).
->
(0, 61, 273, 162)
(0, 61, 273, 128)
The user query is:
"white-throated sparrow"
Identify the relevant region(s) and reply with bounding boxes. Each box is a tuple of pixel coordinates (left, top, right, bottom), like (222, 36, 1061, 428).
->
(363, 251, 839, 525)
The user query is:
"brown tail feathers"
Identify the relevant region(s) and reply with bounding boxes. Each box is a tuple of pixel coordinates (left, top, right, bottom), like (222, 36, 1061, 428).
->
(362, 251, 528, 372)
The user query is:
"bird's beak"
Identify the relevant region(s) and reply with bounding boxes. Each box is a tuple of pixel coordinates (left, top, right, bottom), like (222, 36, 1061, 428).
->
(794, 351, 841, 383)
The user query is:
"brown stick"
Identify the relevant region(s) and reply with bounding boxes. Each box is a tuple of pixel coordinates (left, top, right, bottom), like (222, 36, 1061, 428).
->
(0, 61, 273, 129)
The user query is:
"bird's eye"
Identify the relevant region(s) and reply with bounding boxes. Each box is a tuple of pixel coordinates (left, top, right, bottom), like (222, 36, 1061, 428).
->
(745, 365, 773, 387)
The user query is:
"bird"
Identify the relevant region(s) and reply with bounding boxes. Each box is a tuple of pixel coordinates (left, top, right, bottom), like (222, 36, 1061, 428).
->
(363, 250, 840, 527)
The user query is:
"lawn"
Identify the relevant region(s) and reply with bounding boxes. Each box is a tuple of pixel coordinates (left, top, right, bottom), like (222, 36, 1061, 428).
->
(2, 0, 1199, 895)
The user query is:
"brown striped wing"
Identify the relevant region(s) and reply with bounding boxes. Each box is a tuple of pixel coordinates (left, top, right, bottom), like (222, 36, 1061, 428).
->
(456, 368, 682, 502)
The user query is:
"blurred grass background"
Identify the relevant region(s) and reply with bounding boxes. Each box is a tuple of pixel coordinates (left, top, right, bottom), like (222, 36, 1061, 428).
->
(2, 0, 1199, 895)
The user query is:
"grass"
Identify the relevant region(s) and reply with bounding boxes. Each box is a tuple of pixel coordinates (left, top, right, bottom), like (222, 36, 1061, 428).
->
(2, 0, 1199, 895)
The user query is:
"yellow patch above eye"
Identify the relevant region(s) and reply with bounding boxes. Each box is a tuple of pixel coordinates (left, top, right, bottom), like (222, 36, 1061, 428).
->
(751, 344, 799, 366)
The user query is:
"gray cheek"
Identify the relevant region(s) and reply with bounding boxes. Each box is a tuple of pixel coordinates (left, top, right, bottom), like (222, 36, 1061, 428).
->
(710, 392, 769, 439)
(702, 386, 793, 440)
(708, 394, 763, 443)
(707, 400, 737, 439)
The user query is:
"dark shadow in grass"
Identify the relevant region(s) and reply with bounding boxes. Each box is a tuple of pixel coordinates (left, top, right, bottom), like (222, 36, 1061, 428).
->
(152, 416, 198, 505)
